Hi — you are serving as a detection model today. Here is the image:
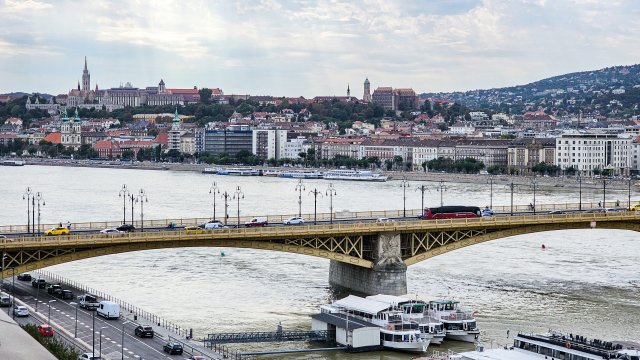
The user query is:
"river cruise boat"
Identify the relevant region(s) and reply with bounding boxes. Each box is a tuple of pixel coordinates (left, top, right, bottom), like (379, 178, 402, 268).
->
(202, 167, 218, 174)
(1, 160, 25, 166)
(417, 332, 640, 360)
(279, 170, 323, 179)
(367, 295, 446, 345)
(318, 295, 429, 353)
(427, 300, 479, 343)
(216, 168, 260, 176)
(323, 169, 388, 182)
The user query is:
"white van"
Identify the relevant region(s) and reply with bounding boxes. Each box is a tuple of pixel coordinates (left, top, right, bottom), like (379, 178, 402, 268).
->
(96, 300, 120, 320)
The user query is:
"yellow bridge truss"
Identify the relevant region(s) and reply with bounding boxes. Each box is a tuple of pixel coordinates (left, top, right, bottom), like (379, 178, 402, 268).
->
(1, 212, 639, 277)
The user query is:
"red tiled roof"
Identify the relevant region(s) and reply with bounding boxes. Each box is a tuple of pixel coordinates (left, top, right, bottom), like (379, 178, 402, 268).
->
(154, 132, 169, 145)
(43, 133, 62, 144)
(167, 88, 199, 95)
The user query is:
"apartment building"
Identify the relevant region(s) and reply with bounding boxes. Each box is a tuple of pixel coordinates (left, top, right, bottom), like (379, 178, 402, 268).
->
(555, 134, 631, 176)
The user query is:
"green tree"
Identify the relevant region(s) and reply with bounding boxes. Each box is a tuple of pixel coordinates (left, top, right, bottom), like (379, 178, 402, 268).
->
(199, 88, 213, 103)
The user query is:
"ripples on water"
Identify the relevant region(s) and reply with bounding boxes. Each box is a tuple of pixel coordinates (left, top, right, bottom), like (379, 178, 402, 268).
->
(1, 166, 639, 359)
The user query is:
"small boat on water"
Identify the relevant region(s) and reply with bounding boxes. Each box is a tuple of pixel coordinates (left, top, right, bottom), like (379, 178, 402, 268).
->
(279, 170, 323, 179)
(216, 168, 260, 176)
(427, 300, 479, 343)
(262, 170, 281, 177)
(415, 331, 640, 360)
(323, 169, 388, 182)
(202, 168, 218, 174)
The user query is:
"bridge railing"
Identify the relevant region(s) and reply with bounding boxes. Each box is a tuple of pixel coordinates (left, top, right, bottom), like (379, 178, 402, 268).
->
(2, 200, 638, 234)
(3, 210, 639, 248)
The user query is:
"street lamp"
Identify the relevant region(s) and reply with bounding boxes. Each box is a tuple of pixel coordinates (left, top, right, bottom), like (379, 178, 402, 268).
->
(602, 177, 607, 208)
(415, 184, 429, 216)
(99, 326, 108, 357)
(436, 180, 447, 207)
(122, 320, 132, 360)
(10, 268, 15, 318)
(69, 302, 79, 338)
(577, 174, 583, 211)
(118, 184, 130, 225)
(530, 176, 538, 214)
(23, 187, 33, 234)
(0, 254, 5, 296)
(35, 277, 41, 312)
(507, 182, 516, 216)
(400, 177, 410, 218)
(487, 176, 496, 209)
(47, 299, 56, 324)
(209, 182, 219, 221)
(135, 189, 148, 232)
(627, 177, 633, 209)
(295, 179, 305, 217)
(220, 191, 232, 225)
(325, 183, 337, 224)
(309, 188, 323, 225)
(233, 186, 244, 227)
(35, 192, 45, 235)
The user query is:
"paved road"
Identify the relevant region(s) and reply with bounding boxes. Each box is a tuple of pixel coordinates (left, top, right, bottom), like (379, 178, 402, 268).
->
(3, 278, 214, 360)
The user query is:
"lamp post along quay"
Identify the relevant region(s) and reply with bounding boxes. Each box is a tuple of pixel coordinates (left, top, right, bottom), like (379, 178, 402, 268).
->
(70, 301, 79, 338)
(325, 183, 337, 224)
(400, 177, 410, 218)
(309, 188, 323, 225)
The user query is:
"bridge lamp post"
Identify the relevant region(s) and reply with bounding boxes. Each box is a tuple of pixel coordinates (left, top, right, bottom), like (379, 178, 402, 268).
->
(602, 177, 607, 208)
(325, 183, 337, 224)
(437, 180, 447, 207)
(577, 174, 583, 211)
(507, 182, 516, 216)
(135, 189, 148, 232)
(221, 191, 232, 225)
(295, 179, 305, 218)
(233, 186, 244, 228)
(209, 182, 219, 221)
(415, 184, 429, 217)
(35, 192, 45, 235)
(47, 299, 56, 324)
(31, 196, 35, 236)
(627, 177, 633, 209)
(23, 187, 33, 234)
(309, 188, 323, 225)
(69, 301, 79, 338)
(121, 320, 132, 360)
(530, 177, 538, 214)
(487, 176, 496, 209)
(118, 184, 130, 225)
(400, 177, 410, 218)
(99, 326, 107, 357)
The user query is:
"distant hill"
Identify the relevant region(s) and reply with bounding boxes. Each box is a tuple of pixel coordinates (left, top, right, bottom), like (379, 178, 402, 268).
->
(422, 64, 640, 116)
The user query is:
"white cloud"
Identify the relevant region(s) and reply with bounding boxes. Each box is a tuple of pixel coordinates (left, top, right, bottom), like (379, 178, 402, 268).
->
(3, 0, 52, 11)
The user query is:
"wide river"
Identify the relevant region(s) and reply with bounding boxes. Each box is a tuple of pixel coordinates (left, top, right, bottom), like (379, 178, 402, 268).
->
(1, 165, 639, 358)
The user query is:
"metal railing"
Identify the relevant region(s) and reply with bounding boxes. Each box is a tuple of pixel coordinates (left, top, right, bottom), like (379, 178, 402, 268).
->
(2, 200, 637, 234)
(35, 270, 190, 338)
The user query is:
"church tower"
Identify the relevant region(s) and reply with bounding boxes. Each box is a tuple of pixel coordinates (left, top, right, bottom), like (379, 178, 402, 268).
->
(363, 77, 371, 102)
(82, 56, 90, 92)
(347, 84, 351, 101)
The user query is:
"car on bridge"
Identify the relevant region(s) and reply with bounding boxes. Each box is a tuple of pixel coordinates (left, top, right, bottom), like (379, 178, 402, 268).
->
(189, 356, 206, 360)
(134, 325, 154, 338)
(13, 305, 28, 317)
(184, 226, 206, 234)
(116, 224, 135, 232)
(31, 278, 46, 288)
(78, 352, 101, 360)
(17, 273, 32, 281)
(44, 226, 69, 236)
(37, 324, 54, 337)
(204, 220, 225, 229)
(283, 217, 305, 225)
(100, 228, 120, 234)
(163, 342, 183, 355)
(630, 204, 640, 211)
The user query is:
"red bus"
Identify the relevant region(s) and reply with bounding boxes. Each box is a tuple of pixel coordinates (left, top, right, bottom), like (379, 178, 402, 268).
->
(423, 206, 481, 220)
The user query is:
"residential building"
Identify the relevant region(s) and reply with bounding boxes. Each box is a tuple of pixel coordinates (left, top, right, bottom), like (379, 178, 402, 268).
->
(555, 133, 632, 176)
(252, 129, 288, 160)
(168, 109, 182, 152)
(411, 139, 441, 170)
(180, 133, 195, 155)
(455, 139, 510, 167)
(199, 128, 253, 155)
(314, 138, 366, 160)
(283, 137, 307, 159)
(507, 138, 556, 175)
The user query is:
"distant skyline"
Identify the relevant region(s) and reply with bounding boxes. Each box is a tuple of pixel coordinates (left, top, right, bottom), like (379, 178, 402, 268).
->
(1, 0, 639, 97)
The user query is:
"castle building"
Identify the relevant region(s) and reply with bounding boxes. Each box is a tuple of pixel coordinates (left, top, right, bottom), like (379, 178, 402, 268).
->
(363, 78, 371, 102)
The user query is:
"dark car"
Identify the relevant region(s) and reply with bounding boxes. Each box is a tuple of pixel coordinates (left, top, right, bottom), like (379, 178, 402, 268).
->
(163, 342, 183, 355)
(116, 224, 135, 232)
(32, 278, 47, 288)
(134, 325, 154, 338)
(47, 284, 63, 295)
(17, 273, 32, 281)
(58, 289, 74, 299)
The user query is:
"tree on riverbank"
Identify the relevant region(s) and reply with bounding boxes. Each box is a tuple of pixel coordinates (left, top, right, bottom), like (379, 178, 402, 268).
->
(427, 157, 485, 173)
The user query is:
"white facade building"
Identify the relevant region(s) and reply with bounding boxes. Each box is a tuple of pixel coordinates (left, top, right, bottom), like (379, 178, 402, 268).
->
(60, 108, 82, 150)
(411, 140, 440, 170)
(283, 137, 307, 159)
(555, 134, 632, 176)
(252, 129, 287, 160)
(168, 109, 182, 151)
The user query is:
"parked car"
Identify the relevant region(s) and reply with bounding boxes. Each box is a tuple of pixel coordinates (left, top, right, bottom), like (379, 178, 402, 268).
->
(163, 342, 184, 355)
(13, 305, 29, 317)
(245, 217, 268, 227)
(46, 284, 63, 295)
(31, 278, 47, 288)
(37, 324, 55, 337)
(100, 228, 120, 234)
(116, 224, 135, 232)
(283, 217, 305, 225)
(134, 325, 154, 338)
(78, 353, 101, 360)
(44, 226, 69, 236)
(184, 226, 205, 234)
(17, 273, 32, 281)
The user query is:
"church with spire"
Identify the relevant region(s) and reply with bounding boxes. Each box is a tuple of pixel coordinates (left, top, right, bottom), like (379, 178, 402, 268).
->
(67, 56, 98, 107)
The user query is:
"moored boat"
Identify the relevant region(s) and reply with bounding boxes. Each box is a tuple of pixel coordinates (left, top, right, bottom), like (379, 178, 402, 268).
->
(323, 169, 388, 182)
(427, 300, 479, 343)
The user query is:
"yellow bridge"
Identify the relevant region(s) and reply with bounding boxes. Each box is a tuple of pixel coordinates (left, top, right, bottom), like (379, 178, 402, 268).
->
(2, 210, 639, 294)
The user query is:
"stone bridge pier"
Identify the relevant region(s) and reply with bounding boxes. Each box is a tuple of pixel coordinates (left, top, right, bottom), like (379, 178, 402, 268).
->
(329, 232, 406, 295)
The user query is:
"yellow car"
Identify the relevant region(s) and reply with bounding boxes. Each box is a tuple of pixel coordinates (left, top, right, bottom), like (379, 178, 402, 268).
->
(629, 205, 640, 211)
(184, 226, 205, 234)
(44, 227, 69, 236)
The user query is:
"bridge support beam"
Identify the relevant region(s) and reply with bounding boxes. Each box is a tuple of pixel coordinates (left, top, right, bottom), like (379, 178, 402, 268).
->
(329, 232, 407, 295)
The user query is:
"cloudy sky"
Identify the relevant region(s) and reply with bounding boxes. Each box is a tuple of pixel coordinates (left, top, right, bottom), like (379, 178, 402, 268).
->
(1, 0, 639, 97)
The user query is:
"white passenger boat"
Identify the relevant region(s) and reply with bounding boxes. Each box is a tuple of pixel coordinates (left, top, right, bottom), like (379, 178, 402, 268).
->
(427, 300, 479, 343)
(323, 295, 429, 353)
(216, 168, 259, 176)
(202, 167, 218, 174)
(417, 332, 640, 360)
(323, 169, 388, 182)
(367, 294, 446, 345)
(279, 170, 323, 179)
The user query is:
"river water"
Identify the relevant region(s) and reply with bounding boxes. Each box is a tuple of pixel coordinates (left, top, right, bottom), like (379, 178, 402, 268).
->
(1, 165, 639, 358)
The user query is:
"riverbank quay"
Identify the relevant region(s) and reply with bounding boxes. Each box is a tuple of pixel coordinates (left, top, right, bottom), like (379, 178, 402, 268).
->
(7, 156, 639, 191)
